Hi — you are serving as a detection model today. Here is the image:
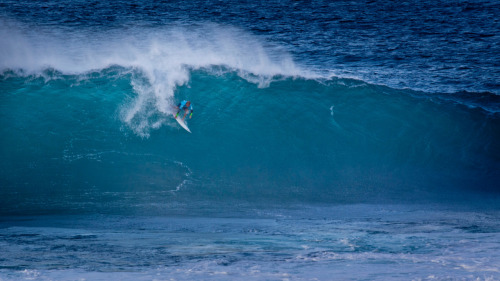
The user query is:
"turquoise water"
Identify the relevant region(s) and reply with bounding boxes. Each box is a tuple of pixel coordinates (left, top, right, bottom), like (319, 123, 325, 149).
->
(2, 69, 498, 212)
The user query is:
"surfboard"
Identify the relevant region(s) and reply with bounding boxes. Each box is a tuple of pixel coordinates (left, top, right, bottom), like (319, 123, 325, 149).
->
(173, 113, 191, 133)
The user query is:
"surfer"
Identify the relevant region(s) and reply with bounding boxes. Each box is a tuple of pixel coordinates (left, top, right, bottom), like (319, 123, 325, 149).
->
(175, 100, 193, 121)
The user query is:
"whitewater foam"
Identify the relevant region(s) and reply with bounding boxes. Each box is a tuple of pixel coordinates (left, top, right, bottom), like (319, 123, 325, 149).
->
(0, 20, 307, 80)
(0, 19, 312, 136)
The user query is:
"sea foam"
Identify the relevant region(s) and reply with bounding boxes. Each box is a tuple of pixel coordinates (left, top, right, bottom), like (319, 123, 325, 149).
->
(0, 19, 309, 136)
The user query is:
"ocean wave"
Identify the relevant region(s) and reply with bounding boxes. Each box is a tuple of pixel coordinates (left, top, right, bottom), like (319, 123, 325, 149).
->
(0, 19, 319, 136)
(1, 66, 499, 208)
(2, 17, 498, 121)
(1, 19, 499, 207)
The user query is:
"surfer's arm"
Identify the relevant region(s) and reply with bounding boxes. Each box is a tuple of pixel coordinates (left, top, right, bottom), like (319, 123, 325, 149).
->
(189, 106, 193, 119)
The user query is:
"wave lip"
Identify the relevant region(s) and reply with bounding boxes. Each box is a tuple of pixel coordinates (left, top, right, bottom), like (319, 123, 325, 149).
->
(0, 20, 307, 78)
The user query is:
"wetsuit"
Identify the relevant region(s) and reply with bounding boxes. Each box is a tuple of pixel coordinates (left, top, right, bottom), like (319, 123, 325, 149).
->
(176, 100, 193, 118)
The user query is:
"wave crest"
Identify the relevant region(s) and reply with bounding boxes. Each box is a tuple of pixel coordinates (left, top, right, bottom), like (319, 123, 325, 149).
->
(0, 20, 309, 136)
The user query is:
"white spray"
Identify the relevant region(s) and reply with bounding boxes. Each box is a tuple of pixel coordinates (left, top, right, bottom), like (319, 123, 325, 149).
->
(0, 19, 312, 136)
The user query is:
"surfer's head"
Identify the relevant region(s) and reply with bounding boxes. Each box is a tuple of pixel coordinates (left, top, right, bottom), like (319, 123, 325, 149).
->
(186, 101, 191, 106)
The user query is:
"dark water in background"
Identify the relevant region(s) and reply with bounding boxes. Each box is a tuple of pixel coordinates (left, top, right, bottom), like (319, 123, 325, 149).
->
(1, 0, 499, 280)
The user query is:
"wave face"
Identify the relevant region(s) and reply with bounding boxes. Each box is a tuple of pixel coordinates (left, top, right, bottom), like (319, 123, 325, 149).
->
(1, 68, 499, 214)
(0, 0, 500, 214)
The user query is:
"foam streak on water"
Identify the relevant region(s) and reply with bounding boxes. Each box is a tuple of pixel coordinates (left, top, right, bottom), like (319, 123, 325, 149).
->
(0, 205, 499, 281)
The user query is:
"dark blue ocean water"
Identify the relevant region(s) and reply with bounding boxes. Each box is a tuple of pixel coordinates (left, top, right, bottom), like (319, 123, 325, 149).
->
(1, 0, 500, 280)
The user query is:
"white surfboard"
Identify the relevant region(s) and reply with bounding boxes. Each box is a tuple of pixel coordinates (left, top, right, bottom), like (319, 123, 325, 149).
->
(173, 113, 191, 133)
